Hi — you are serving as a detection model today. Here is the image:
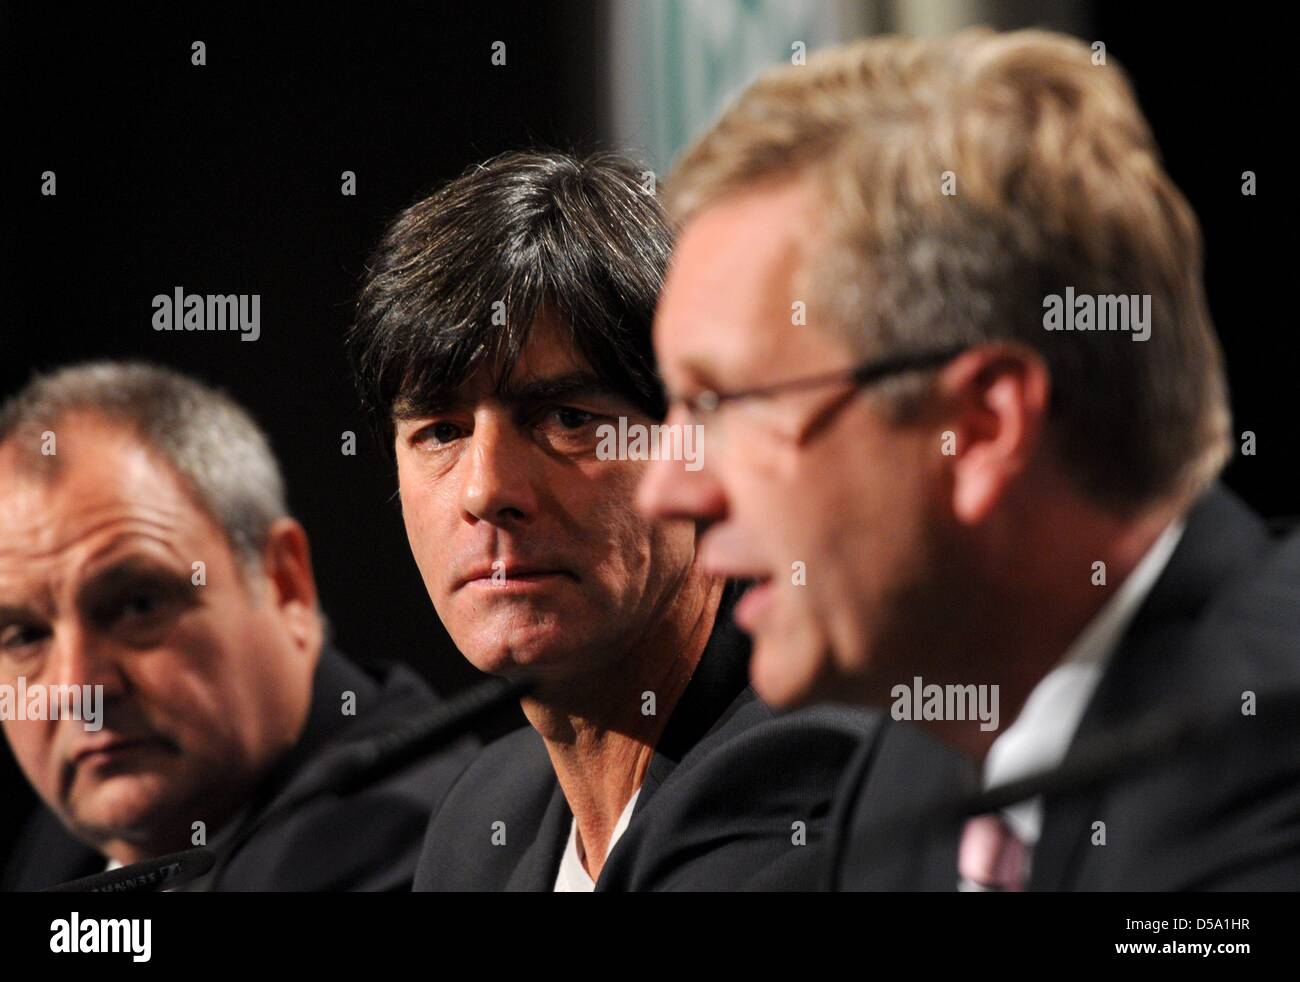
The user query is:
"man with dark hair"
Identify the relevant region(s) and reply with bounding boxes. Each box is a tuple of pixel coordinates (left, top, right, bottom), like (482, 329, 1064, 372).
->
(0, 362, 477, 891)
(353, 150, 669, 452)
(348, 150, 928, 891)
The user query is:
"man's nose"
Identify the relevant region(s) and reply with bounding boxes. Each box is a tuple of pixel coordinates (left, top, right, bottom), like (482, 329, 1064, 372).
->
(637, 405, 728, 523)
(460, 415, 539, 526)
(49, 622, 127, 695)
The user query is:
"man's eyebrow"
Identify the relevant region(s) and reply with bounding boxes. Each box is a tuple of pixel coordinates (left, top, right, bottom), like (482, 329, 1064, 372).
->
(670, 357, 723, 393)
(0, 604, 43, 624)
(392, 393, 462, 421)
(392, 371, 627, 422)
(496, 371, 620, 406)
(74, 557, 191, 605)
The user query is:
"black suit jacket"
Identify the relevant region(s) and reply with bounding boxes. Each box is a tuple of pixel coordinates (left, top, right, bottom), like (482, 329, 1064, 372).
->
(2, 646, 478, 891)
(414, 595, 886, 891)
(828, 485, 1300, 891)
(1032, 488, 1300, 889)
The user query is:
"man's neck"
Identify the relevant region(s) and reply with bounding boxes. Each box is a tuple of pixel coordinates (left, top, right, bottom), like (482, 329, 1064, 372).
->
(96, 792, 249, 868)
(522, 573, 723, 880)
(932, 489, 1187, 762)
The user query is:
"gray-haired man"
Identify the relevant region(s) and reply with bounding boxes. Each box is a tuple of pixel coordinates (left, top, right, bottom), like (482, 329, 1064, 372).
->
(0, 362, 476, 891)
(639, 29, 1300, 890)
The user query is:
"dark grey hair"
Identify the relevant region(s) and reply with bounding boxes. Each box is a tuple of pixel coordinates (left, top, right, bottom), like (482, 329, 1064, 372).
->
(349, 149, 673, 453)
(0, 361, 289, 571)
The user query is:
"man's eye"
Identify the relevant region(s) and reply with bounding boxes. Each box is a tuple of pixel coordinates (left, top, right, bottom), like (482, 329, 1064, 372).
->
(551, 407, 594, 430)
(122, 592, 162, 619)
(418, 421, 466, 446)
(0, 624, 48, 651)
(97, 588, 170, 628)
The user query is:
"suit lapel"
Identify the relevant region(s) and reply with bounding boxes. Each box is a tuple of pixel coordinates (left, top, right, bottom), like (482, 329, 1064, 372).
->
(628, 586, 751, 819)
(591, 586, 751, 889)
(504, 781, 573, 891)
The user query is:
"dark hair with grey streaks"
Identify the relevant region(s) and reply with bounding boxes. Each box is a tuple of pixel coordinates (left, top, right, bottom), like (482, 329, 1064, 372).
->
(348, 149, 672, 454)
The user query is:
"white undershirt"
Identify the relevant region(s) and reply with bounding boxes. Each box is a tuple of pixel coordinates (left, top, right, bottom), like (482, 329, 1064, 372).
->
(553, 788, 642, 892)
(982, 519, 1186, 850)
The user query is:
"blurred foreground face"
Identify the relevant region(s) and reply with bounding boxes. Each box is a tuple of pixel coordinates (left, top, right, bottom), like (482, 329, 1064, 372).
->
(394, 310, 700, 684)
(640, 181, 947, 709)
(0, 416, 315, 857)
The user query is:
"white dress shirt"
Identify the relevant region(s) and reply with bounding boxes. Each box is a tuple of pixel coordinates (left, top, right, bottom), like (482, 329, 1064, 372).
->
(980, 519, 1186, 859)
(553, 788, 641, 892)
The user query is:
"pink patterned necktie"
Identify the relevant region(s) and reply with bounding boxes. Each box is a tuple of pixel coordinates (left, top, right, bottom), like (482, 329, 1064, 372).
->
(959, 813, 1028, 891)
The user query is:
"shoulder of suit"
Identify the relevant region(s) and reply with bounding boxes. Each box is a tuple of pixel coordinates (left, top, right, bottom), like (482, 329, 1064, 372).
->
(1143, 523, 1300, 718)
(426, 723, 549, 822)
(326, 651, 441, 734)
(215, 656, 481, 879)
(666, 696, 884, 789)
(468, 720, 547, 769)
(1, 806, 102, 891)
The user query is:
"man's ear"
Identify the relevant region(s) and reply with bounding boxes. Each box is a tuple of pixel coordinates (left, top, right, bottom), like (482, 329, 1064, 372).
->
(934, 344, 1050, 525)
(260, 517, 322, 656)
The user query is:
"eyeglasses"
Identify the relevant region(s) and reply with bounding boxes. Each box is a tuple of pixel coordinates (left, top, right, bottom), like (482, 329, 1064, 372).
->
(672, 345, 968, 450)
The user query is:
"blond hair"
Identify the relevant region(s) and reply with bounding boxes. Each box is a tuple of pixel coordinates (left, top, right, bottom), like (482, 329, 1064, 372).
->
(668, 28, 1231, 511)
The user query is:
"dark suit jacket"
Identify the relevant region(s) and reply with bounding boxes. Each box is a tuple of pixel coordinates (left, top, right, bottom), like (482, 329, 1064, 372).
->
(2, 646, 478, 891)
(828, 485, 1300, 891)
(414, 594, 886, 891)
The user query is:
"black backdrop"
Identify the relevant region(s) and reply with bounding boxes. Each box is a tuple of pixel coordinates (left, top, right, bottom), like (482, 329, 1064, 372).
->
(1, 3, 1294, 861)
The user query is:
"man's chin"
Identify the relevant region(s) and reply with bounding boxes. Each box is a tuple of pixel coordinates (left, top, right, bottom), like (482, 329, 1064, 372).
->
(461, 633, 586, 680)
(747, 634, 836, 710)
(66, 774, 180, 841)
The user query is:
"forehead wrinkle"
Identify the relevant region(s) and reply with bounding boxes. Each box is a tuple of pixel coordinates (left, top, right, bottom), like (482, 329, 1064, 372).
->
(0, 493, 191, 556)
(0, 518, 195, 617)
(77, 519, 192, 571)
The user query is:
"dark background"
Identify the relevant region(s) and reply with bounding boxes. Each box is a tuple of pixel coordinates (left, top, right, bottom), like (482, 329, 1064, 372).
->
(1, 3, 1294, 861)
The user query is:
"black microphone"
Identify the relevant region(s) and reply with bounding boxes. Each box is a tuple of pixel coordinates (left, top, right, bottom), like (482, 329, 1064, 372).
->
(44, 847, 215, 893)
(320, 671, 536, 796)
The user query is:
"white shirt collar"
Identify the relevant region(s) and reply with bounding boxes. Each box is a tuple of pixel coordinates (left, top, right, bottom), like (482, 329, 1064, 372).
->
(983, 517, 1186, 846)
(553, 788, 642, 892)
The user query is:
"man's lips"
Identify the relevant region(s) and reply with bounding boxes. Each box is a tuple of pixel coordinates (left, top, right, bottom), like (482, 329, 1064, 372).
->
(455, 563, 577, 591)
(698, 544, 777, 631)
(72, 736, 169, 767)
(734, 576, 777, 632)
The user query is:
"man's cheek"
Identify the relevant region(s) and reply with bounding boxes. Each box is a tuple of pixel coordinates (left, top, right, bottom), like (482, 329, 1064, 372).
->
(405, 533, 452, 604)
(139, 677, 223, 752)
(6, 722, 54, 793)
